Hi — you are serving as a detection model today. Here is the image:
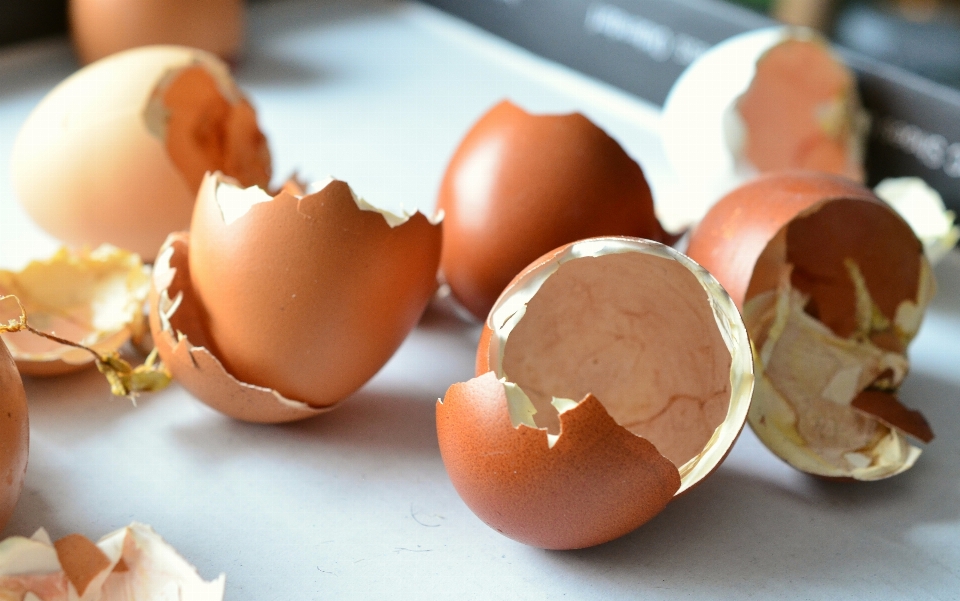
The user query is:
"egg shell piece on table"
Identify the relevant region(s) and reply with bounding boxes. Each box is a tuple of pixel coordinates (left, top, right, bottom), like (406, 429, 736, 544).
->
(70, 0, 244, 66)
(149, 172, 443, 423)
(0, 523, 224, 600)
(660, 27, 868, 227)
(874, 177, 959, 265)
(438, 237, 754, 549)
(11, 45, 271, 261)
(0, 246, 149, 377)
(686, 171, 934, 480)
(437, 100, 674, 321)
(0, 331, 28, 535)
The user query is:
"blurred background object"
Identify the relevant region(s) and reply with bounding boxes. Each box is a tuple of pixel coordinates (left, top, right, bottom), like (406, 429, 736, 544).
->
(69, 0, 245, 65)
(0, 0, 67, 47)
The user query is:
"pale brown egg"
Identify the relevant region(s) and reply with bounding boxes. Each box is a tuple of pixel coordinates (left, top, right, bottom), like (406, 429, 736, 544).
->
(437, 237, 753, 549)
(686, 171, 933, 480)
(0, 310, 29, 533)
(437, 100, 674, 321)
(70, 0, 244, 66)
(12, 45, 271, 261)
(149, 172, 443, 422)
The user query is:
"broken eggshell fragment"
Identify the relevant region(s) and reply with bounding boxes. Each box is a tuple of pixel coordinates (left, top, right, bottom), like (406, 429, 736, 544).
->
(437, 100, 674, 321)
(661, 27, 868, 224)
(874, 177, 959, 264)
(686, 171, 934, 480)
(0, 246, 150, 377)
(438, 237, 753, 549)
(0, 337, 29, 534)
(149, 172, 442, 422)
(0, 523, 224, 600)
(11, 45, 271, 261)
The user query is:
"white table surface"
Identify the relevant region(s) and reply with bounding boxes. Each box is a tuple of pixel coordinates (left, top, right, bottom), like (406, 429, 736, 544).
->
(1, 1, 958, 599)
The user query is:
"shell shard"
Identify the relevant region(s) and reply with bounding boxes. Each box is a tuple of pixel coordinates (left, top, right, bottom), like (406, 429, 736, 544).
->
(0, 523, 224, 601)
(0, 246, 149, 377)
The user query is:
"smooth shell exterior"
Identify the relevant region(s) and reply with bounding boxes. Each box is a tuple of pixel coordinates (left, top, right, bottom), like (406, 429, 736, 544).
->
(0, 246, 149, 377)
(437, 100, 671, 320)
(661, 27, 867, 224)
(186, 173, 443, 412)
(70, 0, 244, 65)
(149, 232, 327, 423)
(439, 374, 679, 550)
(0, 341, 29, 533)
(11, 45, 270, 261)
(439, 237, 754, 549)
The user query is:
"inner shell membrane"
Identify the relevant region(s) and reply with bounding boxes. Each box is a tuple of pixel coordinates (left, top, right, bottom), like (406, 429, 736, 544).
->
(501, 252, 733, 468)
(162, 65, 272, 194)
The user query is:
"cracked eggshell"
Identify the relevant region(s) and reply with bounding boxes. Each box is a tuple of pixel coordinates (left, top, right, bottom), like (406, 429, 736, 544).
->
(437, 100, 674, 321)
(661, 27, 868, 225)
(0, 339, 28, 534)
(438, 237, 754, 549)
(686, 171, 933, 480)
(0, 523, 224, 599)
(11, 45, 271, 261)
(149, 172, 442, 422)
(71, 0, 244, 66)
(0, 246, 149, 377)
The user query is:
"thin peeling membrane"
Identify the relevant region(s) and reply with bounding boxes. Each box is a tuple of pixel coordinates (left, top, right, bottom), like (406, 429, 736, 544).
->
(745, 267, 931, 480)
(0, 246, 149, 375)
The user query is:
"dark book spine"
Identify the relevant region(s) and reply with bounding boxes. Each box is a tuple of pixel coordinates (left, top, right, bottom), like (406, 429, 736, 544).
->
(423, 0, 960, 211)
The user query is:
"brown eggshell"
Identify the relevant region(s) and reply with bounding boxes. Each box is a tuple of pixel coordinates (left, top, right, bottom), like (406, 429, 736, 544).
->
(686, 171, 921, 329)
(437, 100, 673, 320)
(70, 0, 244, 66)
(171, 173, 442, 416)
(439, 237, 754, 548)
(686, 171, 932, 480)
(0, 336, 29, 533)
(149, 232, 327, 423)
(438, 373, 679, 550)
(11, 46, 270, 261)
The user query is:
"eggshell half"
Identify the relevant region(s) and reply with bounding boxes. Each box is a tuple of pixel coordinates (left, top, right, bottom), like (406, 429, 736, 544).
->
(437, 100, 673, 321)
(70, 0, 244, 66)
(686, 171, 933, 480)
(12, 45, 270, 261)
(150, 173, 443, 421)
(149, 232, 326, 423)
(661, 27, 868, 224)
(0, 335, 29, 533)
(438, 237, 754, 549)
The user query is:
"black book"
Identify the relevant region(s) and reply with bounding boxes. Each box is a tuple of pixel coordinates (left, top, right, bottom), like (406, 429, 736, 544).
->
(422, 0, 960, 212)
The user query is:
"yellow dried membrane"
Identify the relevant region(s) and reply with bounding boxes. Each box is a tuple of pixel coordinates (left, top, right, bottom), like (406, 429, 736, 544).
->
(0, 246, 149, 367)
(745, 262, 932, 480)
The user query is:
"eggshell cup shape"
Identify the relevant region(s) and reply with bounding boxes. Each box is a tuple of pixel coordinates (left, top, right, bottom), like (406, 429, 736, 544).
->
(149, 172, 443, 423)
(71, 0, 244, 66)
(686, 172, 934, 481)
(0, 339, 28, 533)
(661, 27, 868, 223)
(0, 246, 149, 377)
(437, 100, 674, 321)
(437, 237, 754, 549)
(12, 45, 271, 261)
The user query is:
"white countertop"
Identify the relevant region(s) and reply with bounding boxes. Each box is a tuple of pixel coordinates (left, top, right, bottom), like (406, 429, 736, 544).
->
(1, 1, 958, 599)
